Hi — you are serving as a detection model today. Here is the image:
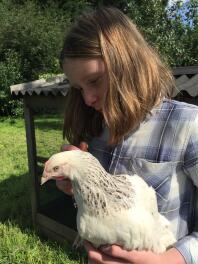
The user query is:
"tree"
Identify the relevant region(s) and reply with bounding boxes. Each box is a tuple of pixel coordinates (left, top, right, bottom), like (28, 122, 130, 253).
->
(0, 0, 69, 115)
(87, 0, 198, 66)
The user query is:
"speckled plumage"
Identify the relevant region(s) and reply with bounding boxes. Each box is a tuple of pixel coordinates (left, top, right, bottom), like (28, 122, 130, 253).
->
(42, 150, 176, 253)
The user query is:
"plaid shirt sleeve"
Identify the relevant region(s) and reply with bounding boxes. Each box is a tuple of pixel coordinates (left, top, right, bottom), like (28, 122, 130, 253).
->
(173, 114, 198, 264)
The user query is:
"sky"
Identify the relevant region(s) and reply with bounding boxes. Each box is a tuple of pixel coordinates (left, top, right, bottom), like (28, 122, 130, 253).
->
(167, 0, 196, 27)
(168, 0, 187, 6)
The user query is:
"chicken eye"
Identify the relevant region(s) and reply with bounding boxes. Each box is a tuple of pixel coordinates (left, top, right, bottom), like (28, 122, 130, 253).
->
(53, 166, 59, 172)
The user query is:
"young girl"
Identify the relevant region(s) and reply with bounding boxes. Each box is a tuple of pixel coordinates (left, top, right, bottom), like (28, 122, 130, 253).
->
(57, 7, 198, 264)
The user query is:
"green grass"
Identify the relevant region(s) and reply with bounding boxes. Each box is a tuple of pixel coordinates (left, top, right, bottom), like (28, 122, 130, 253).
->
(0, 116, 80, 264)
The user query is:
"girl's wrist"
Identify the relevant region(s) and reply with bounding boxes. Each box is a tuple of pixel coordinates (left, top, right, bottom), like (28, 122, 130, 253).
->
(160, 248, 186, 264)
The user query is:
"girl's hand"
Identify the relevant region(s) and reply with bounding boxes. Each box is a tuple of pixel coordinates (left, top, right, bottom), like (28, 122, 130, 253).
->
(56, 141, 88, 195)
(84, 241, 185, 264)
(56, 179, 73, 195)
(60, 141, 88, 152)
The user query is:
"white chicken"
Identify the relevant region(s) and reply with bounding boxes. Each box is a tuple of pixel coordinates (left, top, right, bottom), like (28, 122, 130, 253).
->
(41, 150, 176, 253)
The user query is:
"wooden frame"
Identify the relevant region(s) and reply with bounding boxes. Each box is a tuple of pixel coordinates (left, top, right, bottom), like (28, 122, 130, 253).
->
(23, 94, 77, 244)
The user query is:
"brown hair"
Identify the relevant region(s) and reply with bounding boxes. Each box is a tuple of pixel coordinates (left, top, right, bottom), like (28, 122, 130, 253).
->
(60, 7, 174, 146)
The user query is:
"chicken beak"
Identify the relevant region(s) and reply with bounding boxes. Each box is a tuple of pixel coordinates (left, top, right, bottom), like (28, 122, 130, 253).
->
(40, 176, 49, 185)
(40, 171, 51, 185)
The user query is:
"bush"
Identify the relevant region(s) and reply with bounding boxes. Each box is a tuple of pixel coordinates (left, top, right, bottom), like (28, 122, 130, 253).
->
(0, 0, 71, 116)
(0, 1, 71, 81)
(123, 0, 198, 66)
(0, 50, 23, 116)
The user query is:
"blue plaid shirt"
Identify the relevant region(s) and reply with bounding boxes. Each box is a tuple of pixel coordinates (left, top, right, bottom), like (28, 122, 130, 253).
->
(88, 99, 198, 264)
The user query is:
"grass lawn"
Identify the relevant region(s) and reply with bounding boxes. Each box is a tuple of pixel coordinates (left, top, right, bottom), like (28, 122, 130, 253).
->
(0, 116, 80, 264)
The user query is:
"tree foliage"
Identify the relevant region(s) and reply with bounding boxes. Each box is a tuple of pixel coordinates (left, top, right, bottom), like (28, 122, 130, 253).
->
(0, 0, 89, 116)
(0, 1, 69, 81)
(88, 0, 197, 66)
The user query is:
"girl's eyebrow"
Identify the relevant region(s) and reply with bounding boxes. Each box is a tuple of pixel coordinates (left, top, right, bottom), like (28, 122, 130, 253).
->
(86, 72, 105, 84)
(83, 72, 101, 81)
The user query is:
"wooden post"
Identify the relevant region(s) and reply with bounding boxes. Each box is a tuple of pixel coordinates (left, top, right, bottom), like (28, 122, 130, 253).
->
(24, 99, 40, 227)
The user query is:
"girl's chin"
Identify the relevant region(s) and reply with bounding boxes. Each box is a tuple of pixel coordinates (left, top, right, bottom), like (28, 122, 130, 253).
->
(94, 107, 103, 113)
(90, 103, 103, 113)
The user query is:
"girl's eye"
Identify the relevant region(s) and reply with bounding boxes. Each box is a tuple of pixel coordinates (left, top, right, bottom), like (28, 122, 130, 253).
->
(89, 77, 101, 85)
(90, 79, 98, 84)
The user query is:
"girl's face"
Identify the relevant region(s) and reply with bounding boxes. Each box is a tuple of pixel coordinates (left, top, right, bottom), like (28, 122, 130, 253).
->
(63, 58, 108, 112)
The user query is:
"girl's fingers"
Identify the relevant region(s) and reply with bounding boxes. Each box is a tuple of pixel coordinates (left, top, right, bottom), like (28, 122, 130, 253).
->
(61, 144, 79, 151)
(60, 142, 88, 152)
(79, 141, 89, 151)
(56, 179, 73, 195)
(100, 245, 133, 260)
(84, 241, 130, 264)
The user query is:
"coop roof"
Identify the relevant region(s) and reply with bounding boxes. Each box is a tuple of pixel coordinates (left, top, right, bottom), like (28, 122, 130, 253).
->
(10, 74, 70, 97)
(172, 66, 198, 97)
(10, 66, 198, 97)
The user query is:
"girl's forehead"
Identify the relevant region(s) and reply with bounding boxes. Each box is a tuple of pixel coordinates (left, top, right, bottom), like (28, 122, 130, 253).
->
(62, 58, 106, 83)
(63, 58, 104, 71)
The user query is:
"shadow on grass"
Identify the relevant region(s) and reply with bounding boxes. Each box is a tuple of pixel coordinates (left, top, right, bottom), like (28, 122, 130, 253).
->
(0, 115, 64, 132)
(34, 115, 64, 132)
(0, 173, 81, 262)
(0, 173, 32, 228)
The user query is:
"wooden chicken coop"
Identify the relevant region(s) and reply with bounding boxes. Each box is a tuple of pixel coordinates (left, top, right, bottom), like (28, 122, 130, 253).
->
(10, 66, 198, 245)
(10, 75, 78, 244)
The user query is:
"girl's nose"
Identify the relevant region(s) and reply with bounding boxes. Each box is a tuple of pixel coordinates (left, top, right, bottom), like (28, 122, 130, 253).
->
(83, 91, 98, 107)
